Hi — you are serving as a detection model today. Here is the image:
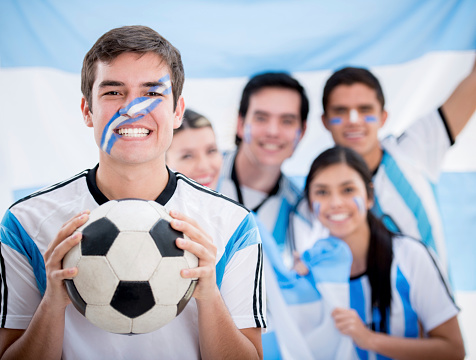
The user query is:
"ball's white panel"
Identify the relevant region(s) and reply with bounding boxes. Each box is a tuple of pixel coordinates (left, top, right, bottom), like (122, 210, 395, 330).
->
(150, 257, 192, 305)
(183, 250, 199, 280)
(107, 232, 162, 281)
(62, 242, 81, 276)
(86, 305, 132, 334)
(74, 257, 119, 304)
(147, 201, 172, 221)
(131, 304, 177, 334)
(77, 200, 118, 231)
(106, 200, 161, 232)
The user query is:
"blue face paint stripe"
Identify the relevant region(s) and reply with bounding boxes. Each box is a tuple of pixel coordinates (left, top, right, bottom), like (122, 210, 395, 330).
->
(380, 151, 436, 253)
(215, 212, 261, 289)
(243, 123, 252, 143)
(396, 266, 419, 338)
(364, 115, 377, 123)
(1, 210, 46, 295)
(353, 197, 365, 213)
(312, 201, 320, 217)
(350, 278, 369, 360)
(293, 128, 301, 149)
(329, 117, 342, 125)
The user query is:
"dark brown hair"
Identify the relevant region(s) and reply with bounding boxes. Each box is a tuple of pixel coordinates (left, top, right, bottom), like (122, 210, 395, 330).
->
(81, 25, 184, 110)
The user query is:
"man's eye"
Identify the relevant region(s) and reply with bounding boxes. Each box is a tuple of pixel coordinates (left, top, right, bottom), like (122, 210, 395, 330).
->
(146, 92, 162, 96)
(104, 91, 120, 96)
(343, 187, 355, 194)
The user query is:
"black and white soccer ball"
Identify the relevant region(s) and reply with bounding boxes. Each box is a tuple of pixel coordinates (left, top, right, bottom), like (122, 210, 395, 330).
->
(62, 199, 198, 334)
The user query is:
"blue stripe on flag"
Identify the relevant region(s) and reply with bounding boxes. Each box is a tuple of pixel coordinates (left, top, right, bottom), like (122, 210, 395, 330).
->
(1, 1, 475, 77)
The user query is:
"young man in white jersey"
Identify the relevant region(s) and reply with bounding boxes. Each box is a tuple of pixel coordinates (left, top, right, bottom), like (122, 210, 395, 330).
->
(314, 61, 476, 270)
(217, 72, 309, 268)
(0, 25, 265, 359)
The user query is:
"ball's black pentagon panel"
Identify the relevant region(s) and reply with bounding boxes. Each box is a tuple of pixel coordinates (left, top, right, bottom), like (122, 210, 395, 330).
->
(149, 219, 184, 257)
(81, 218, 120, 256)
(64, 279, 87, 316)
(176, 280, 197, 316)
(111, 281, 156, 318)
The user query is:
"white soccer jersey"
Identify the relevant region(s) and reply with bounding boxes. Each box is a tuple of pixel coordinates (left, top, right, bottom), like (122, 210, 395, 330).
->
(373, 108, 451, 270)
(217, 150, 302, 267)
(0, 166, 265, 360)
(350, 236, 458, 360)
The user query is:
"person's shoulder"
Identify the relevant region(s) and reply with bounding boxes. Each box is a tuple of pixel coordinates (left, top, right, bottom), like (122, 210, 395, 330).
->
(9, 169, 91, 211)
(175, 172, 249, 212)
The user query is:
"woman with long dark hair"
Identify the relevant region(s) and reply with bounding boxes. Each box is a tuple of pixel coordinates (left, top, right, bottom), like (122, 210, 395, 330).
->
(303, 145, 464, 359)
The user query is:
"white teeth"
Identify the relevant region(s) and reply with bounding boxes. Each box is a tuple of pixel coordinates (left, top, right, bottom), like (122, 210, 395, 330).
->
(345, 132, 364, 139)
(117, 128, 150, 137)
(262, 144, 280, 150)
(329, 213, 349, 221)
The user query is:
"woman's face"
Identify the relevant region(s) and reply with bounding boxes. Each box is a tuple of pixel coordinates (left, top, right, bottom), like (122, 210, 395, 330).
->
(167, 127, 222, 189)
(308, 163, 372, 241)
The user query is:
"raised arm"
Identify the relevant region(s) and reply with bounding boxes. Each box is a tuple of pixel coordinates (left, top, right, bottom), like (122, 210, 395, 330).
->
(441, 55, 476, 139)
(0, 212, 90, 360)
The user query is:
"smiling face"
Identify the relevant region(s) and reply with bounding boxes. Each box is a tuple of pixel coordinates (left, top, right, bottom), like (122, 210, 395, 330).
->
(322, 83, 386, 168)
(308, 163, 372, 242)
(81, 52, 184, 168)
(167, 127, 223, 189)
(236, 87, 305, 167)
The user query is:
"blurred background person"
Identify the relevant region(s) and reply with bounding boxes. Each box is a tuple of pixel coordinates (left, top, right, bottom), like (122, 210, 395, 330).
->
(167, 109, 222, 190)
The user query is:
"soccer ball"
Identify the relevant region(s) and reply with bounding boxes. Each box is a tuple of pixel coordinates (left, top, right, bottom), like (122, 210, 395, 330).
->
(62, 199, 198, 334)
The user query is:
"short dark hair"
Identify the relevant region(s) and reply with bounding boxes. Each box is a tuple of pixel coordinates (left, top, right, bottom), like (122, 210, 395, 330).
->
(236, 72, 309, 146)
(81, 25, 184, 110)
(174, 109, 213, 135)
(322, 67, 385, 114)
(304, 145, 393, 334)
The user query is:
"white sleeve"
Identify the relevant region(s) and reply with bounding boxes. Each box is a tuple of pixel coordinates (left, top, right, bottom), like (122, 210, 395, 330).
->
(219, 237, 266, 330)
(397, 238, 458, 333)
(0, 240, 43, 329)
(390, 108, 452, 182)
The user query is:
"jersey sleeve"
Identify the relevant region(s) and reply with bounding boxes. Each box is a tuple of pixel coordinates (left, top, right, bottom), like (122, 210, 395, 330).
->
(0, 210, 44, 329)
(396, 237, 458, 333)
(392, 108, 452, 182)
(217, 212, 267, 329)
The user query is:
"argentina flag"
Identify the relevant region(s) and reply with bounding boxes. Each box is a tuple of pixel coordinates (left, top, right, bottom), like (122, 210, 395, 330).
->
(1, 0, 475, 358)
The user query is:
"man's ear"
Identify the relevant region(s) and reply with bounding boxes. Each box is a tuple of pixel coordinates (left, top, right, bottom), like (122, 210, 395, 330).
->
(300, 121, 307, 139)
(81, 97, 93, 128)
(321, 113, 331, 131)
(379, 109, 388, 129)
(173, 96, 185, 129)
(236, 115, 245, 139)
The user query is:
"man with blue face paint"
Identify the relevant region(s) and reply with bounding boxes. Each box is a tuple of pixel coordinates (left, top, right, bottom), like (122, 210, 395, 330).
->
(309, 64, 476, 274)
(0, 25, 265, 360)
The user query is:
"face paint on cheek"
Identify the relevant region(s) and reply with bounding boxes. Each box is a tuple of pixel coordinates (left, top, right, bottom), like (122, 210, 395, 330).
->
(100, 74, 172, 155)
(312, 201, 321, 218)
(349, 109, 359, 124)
(353, 196, 366, 214)
(243, 123, 252, 143)
(293, 129, 302, 149)
(329, 117, 342, 125)
(364, 115, 377, 123)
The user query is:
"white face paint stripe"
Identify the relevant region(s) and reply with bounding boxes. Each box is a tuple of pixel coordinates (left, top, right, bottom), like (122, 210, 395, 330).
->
(353, 196, 366, 213)
(312, 201, 321, 217)
(349, 109, 359, 123)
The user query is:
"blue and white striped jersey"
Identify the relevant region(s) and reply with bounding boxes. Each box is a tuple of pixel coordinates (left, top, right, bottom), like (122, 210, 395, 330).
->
(0, 165, 265, 360)
(350, 236, 457, 360)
